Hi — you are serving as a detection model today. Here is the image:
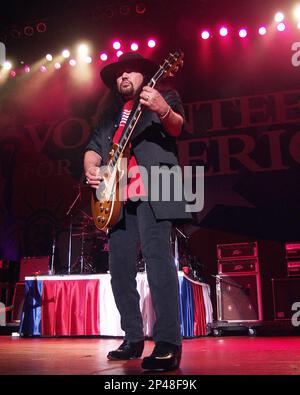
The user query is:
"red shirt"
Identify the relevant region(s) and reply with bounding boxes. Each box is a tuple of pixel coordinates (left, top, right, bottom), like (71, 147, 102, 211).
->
(112, 100, 146, 200)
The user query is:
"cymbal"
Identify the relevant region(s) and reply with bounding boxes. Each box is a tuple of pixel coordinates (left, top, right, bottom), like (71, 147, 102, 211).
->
(72, 231, 107, 239)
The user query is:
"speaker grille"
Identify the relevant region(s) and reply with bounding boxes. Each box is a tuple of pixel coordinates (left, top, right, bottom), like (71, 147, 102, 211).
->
(217, 274, 263, 321)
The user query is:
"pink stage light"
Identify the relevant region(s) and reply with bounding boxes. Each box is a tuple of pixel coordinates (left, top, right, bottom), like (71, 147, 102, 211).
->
(147, 39, 156, 48)
(24, 65, 30, 73)
(219, 27, 228, 37)
(54, 62, 61, 69)
(69, 59, 76, 66)
(238, 28, 247, 38)
(84, 56, 92, 64)
(274, 12, 285, 23)
(258, 26, 267, 36)
(40, 65, 47, 72)
(100, 53, 108, 61)
(113, 41, 121, 50)
(130, 43, 139, 51)
(116, 50, 123, 57)
(10, 70, 16, 77)
(297, 22, 300, 30)
(201, 30, 210, 40)
(277, 22, 286, 32)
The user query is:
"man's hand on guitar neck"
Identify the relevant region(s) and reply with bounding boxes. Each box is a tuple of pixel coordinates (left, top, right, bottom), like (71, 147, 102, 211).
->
(139, 86, 183, 138)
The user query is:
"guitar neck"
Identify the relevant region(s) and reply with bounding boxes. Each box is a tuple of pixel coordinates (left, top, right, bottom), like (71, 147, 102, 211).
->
(109, 76, 159, 168)
(108, 51, 183, 169)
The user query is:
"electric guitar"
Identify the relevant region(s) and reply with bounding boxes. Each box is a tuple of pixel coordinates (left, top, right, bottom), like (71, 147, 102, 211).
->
(91, 50, 184, 231)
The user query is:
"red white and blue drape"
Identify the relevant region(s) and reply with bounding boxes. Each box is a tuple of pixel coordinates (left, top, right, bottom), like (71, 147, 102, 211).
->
(20, 272, 213, 337)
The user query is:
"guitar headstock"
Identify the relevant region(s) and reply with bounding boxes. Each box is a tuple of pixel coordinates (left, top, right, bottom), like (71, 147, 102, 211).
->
(149, 50, 184, 87)
(163, 50, 184, 78)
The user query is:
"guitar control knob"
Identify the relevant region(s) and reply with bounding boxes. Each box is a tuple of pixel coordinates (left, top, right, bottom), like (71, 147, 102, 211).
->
(105, 208, 109, 214)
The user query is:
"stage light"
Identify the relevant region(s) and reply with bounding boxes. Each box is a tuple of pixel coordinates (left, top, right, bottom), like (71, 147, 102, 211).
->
(104, 7, 114, 18)
(10, 70, 16, 77)
(40, 65, 47, 72)
(46, 54, 53, 62)
(100, 53, 108, 61)
(116, 50, 123, 57)
(24, 65, 30, 73)
(3, 61, 12, 70)
(78, 44, 89, 58)
(84, 56, 92, 64)
(62, 49, 70, 58)
(54, 62, 61, 69)
(274, 12, 285, 23)
(201, 30, 210, 40)
(113, 41, 121, 50)
(24, 26, 34, 37)
(294, 5, 300, 21)
(147, 39, 156, 48)
(297, 21, 300, 29)
(69, 59, 76, 66)
(219, 27, 228, 37)
(130, 42, 139, 51)
(258, 26, 267, 35)
(10, 29, 21, 39)
(119, 5, 130, 16)
(277, 22, 286, 32)
(136, 2, 146, 14)
(36, 22, 47, 33)
(238, 28, 247, 38)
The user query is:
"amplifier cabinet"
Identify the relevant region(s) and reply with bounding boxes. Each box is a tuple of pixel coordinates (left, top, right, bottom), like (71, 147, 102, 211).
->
(19, 256, 49, 281)
(272, 278, 300, 320)
(218, 258, 259, 274)
(217, 242, 258, 260)
(286, 260, 300, 277)
(216, 273, 263, 322)
(285, 243, 300, 259)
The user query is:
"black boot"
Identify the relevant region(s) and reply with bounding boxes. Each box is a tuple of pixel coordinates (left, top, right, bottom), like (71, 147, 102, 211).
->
(141, 342, 182, 371)
(107, 340, 144, 360)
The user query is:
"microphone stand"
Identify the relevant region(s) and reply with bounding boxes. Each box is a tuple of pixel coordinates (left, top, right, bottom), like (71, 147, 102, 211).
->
(50, 227, 56, 275)
(174, 227, 205, 281)
(65, 185, 82, 275)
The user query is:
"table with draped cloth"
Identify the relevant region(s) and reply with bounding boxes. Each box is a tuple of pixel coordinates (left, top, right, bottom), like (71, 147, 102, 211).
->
(20, 271, 213, 337)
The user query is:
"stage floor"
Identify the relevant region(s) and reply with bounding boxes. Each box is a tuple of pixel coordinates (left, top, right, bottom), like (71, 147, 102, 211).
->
(1, 336, 300, 375)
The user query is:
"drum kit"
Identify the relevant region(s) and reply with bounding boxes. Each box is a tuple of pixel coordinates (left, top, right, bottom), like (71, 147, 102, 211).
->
(50, 181, 204, 278)
(50, 182, 109, 275)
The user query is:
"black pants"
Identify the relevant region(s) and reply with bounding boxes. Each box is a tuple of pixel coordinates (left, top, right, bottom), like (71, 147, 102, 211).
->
(108, 200, 181, 346)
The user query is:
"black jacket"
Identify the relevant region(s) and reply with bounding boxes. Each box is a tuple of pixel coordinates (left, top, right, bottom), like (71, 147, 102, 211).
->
(85, 89, 192, 222)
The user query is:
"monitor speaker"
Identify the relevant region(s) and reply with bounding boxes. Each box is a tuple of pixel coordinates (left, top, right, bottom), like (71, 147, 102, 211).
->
(272, 278, 300, 320)
(216, 273, 263, 321)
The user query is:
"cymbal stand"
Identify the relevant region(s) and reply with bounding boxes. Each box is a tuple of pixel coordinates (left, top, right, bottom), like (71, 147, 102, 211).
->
(50, 229, 56, 275)
(80, 230, 84, 274)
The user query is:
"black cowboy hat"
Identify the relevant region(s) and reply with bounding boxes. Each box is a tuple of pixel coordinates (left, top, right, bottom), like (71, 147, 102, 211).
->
(100, 52, 158, 88)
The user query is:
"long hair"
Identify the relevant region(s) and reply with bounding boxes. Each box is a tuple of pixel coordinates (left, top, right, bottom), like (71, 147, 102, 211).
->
(92, 74, 154, 128)
(91, 88, 125, 128)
